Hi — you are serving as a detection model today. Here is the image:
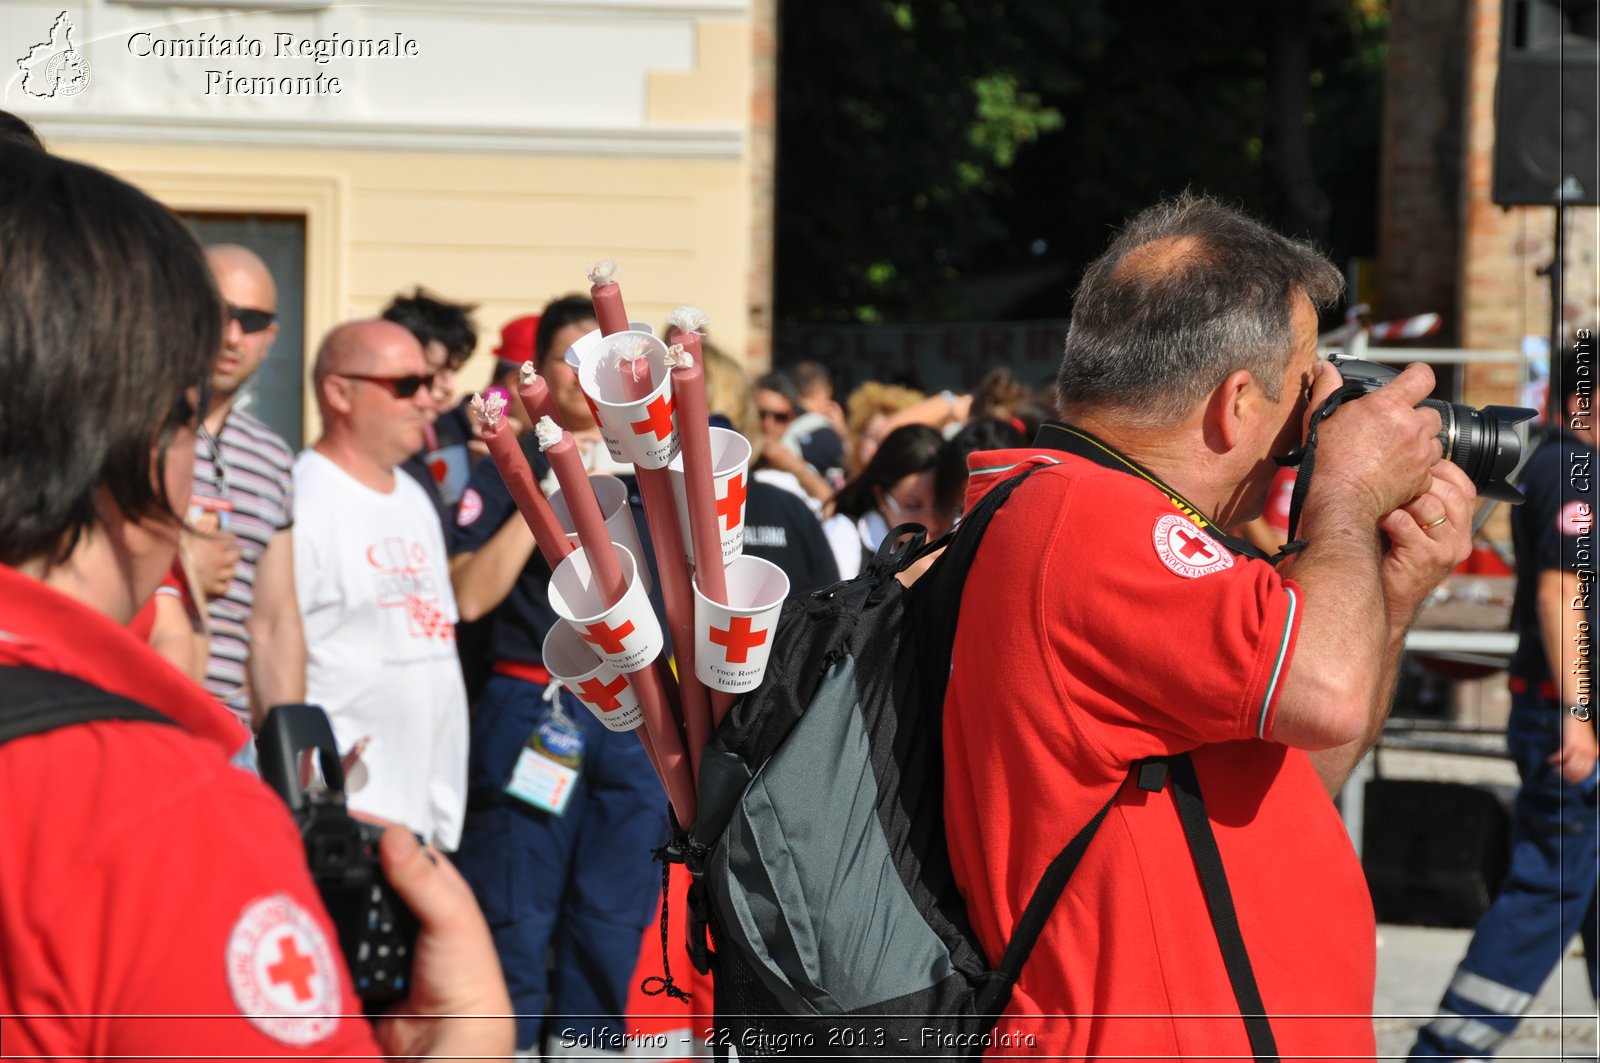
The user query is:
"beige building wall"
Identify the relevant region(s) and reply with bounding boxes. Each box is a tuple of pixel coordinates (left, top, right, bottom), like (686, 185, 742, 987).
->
(19, 1, 771, 444)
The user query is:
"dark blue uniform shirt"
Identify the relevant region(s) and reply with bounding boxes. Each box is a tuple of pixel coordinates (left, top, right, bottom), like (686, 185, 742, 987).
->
(1508, 428, 1598, 684)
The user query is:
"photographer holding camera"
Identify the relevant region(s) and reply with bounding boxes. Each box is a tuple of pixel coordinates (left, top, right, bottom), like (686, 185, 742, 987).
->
(0, 145, 512, 1059)
(943, 194, 1476, 1058)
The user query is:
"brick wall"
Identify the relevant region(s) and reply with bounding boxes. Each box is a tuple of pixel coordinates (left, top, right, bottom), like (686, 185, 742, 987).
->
(1382, 0, 1599, 410)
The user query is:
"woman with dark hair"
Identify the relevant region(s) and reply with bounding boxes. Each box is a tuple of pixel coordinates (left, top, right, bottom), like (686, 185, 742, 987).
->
(0, 145, 510, 1059)
(822, 422, 950, 579)
(932, 417, 1027, 524)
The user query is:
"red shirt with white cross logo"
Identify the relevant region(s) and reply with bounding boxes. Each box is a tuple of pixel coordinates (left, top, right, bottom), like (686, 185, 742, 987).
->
(0, 564, 379, 1060)
(943, 450, 1374, 1059)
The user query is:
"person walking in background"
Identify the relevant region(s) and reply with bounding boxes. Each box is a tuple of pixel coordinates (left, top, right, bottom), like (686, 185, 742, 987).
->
(382, 287, 480, 525)
(822, 423, 950, 578)
(293, 320, 470, 851)
(187, 244, 306, 751)
(702, 344, 840, 596)
(783, 360, 849, 490)
(1409, 338, 1599, 1060)
(752, 371, 836, 512)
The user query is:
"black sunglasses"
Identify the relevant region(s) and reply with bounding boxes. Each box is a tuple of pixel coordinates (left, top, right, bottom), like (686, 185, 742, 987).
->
(758, 407, 793, 425)
(228, 305, 277, 334)
(340, 372, 435, 399)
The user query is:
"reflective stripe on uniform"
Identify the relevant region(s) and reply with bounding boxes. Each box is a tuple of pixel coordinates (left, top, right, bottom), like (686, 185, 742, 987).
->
(1449, 968, 1534, 1015)
(1259, 585, 1297, 739)
(1424, 1012, 1510, 1052)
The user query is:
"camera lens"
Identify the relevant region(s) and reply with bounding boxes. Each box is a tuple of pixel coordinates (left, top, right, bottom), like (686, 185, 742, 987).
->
(1418, 398, 1536, 503)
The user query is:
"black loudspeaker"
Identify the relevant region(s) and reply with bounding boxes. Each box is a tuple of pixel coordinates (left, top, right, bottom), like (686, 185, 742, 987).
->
(1363, 779, 1512, 927)
(1492, 0, 1599, 206)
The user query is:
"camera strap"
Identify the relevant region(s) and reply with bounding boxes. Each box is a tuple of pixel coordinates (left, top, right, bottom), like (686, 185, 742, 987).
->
(1274, 381, 1370, 555)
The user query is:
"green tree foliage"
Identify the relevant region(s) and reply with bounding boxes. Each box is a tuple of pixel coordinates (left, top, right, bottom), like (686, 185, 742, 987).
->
(774, 0, 1086, 324)
(774, 0, 1389, 325)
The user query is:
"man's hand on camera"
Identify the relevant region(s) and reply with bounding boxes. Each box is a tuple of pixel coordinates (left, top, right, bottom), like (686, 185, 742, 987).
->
(372, 827, 513, 1060)
(1310, 361, 1444, 521)
(1378, 458, 1476, 627)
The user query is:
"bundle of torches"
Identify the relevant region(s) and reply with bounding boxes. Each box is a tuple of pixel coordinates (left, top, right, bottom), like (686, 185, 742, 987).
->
(469, 262, 789, 830)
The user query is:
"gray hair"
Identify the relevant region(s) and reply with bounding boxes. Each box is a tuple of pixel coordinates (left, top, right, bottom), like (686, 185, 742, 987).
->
(1056, 193, 1343, 425)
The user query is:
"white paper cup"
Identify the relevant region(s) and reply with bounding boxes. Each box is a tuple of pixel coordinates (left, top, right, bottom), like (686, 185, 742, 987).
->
(693, 555, 790, 693)
(669, 427, 753, 566)
(564, 322, 655, 372)
(549, 474, 651, 595)
(548, 543, 663, 675)
(575, 330, 680, 470)
(541, 623, 643, 732)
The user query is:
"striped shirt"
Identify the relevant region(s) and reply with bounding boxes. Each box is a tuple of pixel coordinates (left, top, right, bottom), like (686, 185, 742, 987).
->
(192, 407, 295, 730)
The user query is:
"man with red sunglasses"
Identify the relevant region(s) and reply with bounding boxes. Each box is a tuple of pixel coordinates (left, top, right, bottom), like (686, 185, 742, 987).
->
(189, 244, 307, 760)
(291, 320, 470, 850)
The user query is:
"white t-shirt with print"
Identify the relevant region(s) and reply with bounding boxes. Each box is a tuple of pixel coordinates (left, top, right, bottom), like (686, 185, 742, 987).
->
(292, 450, 468, 850)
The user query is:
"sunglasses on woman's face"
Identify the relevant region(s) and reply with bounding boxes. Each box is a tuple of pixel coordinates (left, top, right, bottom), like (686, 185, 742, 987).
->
(228, 305, 277, 334)
(340, 372, 435, 399)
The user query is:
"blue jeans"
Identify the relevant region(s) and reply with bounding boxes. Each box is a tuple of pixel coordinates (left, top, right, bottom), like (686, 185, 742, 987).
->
(452, 672, 668, 1052)
(1410, 690, 1599, 1058)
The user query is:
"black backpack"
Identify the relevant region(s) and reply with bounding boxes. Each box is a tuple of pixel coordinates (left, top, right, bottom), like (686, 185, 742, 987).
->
(672, 465, 1280, 1061)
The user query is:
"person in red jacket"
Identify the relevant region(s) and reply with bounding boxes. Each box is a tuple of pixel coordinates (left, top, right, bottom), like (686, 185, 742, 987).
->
(0, 143, 512, 1060)
(944, 193, 1476, 1059)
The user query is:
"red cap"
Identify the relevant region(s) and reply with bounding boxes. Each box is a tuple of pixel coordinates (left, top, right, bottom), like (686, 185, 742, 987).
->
(494, 314, 541, 365)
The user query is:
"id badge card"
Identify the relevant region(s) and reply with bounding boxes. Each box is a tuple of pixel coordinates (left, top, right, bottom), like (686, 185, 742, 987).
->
(503, 706, 585, 815)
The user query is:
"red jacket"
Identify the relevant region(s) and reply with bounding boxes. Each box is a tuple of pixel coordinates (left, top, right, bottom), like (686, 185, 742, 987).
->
(944, 450, 1374, 1060)
(0, 564, 381, 1059)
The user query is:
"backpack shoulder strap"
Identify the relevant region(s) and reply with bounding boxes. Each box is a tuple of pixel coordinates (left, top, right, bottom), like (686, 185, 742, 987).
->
(978, 754, 1280, 1063)
(1164, 754, 1280, 1061)
(910, 462, 1051, 697)
(0, 665, 174, 744)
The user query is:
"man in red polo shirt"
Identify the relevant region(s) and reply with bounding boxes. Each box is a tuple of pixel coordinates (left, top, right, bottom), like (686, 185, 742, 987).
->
(944, 194, 1476, 1059)
(0, 143, 511, 1060)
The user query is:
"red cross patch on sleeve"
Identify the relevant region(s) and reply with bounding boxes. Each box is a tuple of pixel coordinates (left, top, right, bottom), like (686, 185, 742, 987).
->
(225, 893, 343, 1046)
(1152, 513, 1235, 578)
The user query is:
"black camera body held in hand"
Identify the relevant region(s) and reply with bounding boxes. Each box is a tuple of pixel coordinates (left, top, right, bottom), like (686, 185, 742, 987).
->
(257, 703, 419, 1008)
(1330, 354, 1538, 503)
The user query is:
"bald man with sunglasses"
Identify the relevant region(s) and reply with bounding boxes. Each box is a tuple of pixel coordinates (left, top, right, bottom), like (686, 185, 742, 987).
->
(291, 320, 469, 849)
(188, 244, 307, 757)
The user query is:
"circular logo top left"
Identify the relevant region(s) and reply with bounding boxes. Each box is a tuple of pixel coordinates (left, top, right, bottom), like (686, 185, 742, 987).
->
(16, 12, 91, 99)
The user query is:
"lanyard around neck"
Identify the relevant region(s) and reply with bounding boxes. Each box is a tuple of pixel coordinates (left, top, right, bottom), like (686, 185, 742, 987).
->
(1032, 421, 1273, 563)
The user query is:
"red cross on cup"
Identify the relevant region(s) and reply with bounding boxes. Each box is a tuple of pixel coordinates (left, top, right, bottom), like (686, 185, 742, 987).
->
(709, 615, 769, 664)
(629, 393, 676, 442)
(717, 472, 747, 533)
(575, 674, 629, 712)
(580, 618, 635, 655)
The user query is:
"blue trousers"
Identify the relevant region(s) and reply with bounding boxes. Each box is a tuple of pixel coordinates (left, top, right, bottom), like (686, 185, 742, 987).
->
(1410, 691, 1599, 1059)
(452, 673, 668, 1052)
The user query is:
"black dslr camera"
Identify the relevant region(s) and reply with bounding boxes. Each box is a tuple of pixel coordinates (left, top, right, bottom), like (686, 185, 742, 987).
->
(1330, 354, 1538, 503)
(257, 704, 419, 1008)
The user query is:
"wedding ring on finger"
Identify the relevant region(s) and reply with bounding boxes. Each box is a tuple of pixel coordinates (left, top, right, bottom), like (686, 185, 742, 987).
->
(1419, 515, 1448, 531)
